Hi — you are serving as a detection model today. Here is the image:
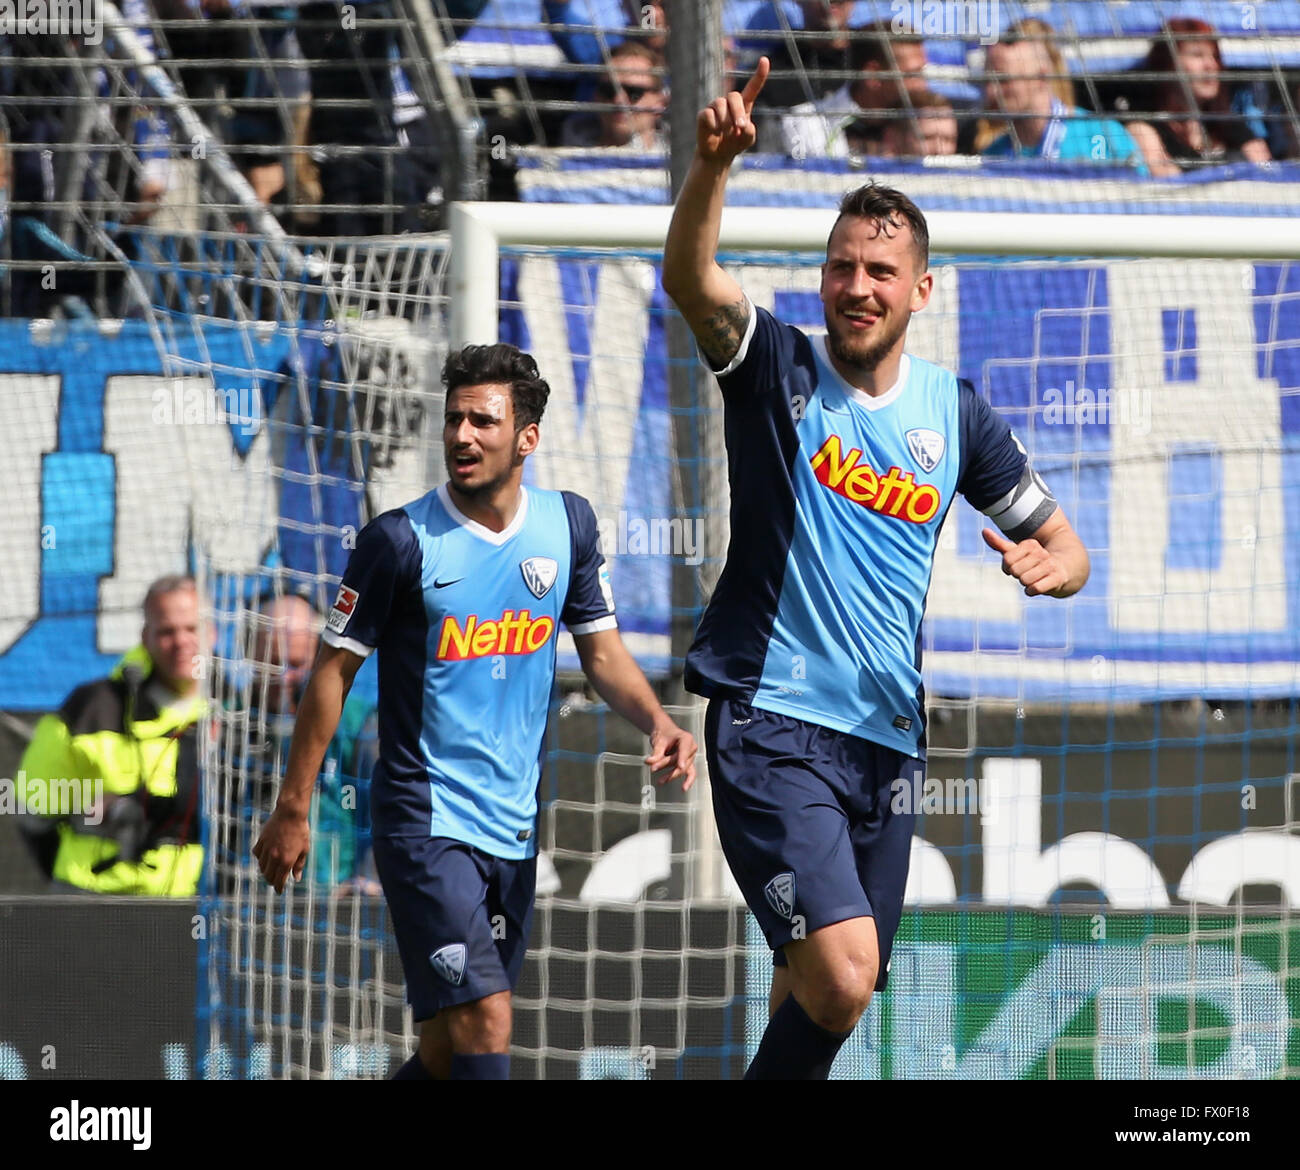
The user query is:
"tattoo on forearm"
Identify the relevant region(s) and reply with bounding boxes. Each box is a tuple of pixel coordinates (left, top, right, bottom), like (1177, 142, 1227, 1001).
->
(695, 297, 750, 368)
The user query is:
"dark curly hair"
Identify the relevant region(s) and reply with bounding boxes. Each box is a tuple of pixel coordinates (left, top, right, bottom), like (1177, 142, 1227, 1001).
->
(442, 343, 551, 430)
(831, 182, 930, 274)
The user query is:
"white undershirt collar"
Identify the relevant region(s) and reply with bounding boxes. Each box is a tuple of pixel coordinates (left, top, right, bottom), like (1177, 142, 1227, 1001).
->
(436, 482, 529, 546)
(812, 334, 911, 412)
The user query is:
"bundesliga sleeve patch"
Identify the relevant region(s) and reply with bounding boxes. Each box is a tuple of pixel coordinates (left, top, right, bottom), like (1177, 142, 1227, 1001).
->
(326, 585, 359, 635)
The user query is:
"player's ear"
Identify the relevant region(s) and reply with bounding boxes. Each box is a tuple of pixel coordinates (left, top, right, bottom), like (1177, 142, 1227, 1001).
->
(912, 269, 933, 312)
(516, 421, 540, 459)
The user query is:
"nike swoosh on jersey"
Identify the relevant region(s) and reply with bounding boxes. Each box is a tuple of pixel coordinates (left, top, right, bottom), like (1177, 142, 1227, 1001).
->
(434, 577, 464, 589)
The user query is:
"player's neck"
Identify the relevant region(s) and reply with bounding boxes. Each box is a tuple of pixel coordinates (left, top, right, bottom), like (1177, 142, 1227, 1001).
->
(445, 480, 524, 533)
(827, 346, 904, 397)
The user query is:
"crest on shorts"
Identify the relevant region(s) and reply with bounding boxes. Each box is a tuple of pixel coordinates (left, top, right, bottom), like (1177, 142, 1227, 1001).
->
(520, 556, 558, 599)
(906, 428, 945, 474)
(763, 871, 797, 921)
(429, 943, 467, 986)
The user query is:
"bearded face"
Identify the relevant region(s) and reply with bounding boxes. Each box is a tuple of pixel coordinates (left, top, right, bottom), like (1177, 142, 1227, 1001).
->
(819, 214, 928, 378)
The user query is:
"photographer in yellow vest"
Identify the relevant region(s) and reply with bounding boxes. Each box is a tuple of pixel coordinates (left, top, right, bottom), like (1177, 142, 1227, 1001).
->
(17, 575, 208, 895)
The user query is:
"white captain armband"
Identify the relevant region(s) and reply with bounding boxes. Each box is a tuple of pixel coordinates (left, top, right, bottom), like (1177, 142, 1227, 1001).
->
(983, 465, 1058, 543)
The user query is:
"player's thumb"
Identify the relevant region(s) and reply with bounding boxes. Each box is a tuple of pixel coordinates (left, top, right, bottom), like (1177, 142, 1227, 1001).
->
(982, 527, 1014, 554)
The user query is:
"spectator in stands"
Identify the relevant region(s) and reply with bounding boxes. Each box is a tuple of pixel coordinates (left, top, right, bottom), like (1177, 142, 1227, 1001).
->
(16, 576, 207, 896)
(545, 0, 667, 68)
(774, 21, 927, 159)
(1268, 70, 1300, 160)
(1, 35, 113, 315)
(241, 590, 379, 892)
(294, 0, 433, 235)
(968, 17, 1071, 153)
(877, 91, 959, 158)
(155, 0, 312, 211)
(980, 22, 1147, 172)
(742, 0, 855, 109)
(560, 41, 667, 150)
(211, 0, 310, 208)
(1126, 19, 1271, 176)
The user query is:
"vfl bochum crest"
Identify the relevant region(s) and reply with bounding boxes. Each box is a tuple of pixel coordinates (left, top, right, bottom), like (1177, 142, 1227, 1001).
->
(764, 872, 796, 921)
(521, 556, 559, 599)
(430, 943, 467, 986)
(905, 428, 946, 474)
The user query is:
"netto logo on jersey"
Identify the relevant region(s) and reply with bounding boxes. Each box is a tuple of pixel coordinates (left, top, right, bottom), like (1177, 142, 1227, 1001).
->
(437, 610, 555, 661)
(810, 434, 942, 524)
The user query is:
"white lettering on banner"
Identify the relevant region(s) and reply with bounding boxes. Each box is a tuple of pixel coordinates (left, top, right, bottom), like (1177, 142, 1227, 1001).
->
(981, 757, 1172, 907)
(903, 837, 958, 903)
(519, 256, 648, 520)
(4, 259, 1298, 695)
(1178, 830, 1300, 904)
(568, 757, 1294, 909)
(1107, 260, 1286, 638)
(0, 376, 59, 654)
(99, 375, 276, 652)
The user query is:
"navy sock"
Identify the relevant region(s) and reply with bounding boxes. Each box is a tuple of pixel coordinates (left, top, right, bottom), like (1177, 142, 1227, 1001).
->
(391, 1052, 433, 1080)
(450, 1053, 510, 1080)
(744, 994, 853, 1080)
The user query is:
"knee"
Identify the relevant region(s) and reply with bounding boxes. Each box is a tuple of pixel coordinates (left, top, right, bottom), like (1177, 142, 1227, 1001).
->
(798, 956, 876, 1033)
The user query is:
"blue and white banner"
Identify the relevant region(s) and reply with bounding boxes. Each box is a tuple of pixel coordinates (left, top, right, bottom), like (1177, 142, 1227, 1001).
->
(3, 248, 1299, 709)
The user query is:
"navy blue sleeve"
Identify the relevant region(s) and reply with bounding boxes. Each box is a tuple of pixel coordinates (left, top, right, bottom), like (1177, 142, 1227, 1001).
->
(323, 510, 422, 653)
(955, 380, 1058, 540)
(709, 303, 804, 406)
(561, 492, 618, 634)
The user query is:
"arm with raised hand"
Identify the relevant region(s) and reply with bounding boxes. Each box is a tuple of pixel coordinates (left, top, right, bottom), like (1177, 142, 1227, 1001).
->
(661, 56, 769, 370)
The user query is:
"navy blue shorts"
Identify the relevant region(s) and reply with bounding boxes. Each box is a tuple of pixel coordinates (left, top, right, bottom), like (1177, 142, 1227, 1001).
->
(706, 697, 921, 991)
(372, 835, 536, 1021)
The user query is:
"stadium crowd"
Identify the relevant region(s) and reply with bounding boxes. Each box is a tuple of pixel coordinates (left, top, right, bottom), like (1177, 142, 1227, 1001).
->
(1, 1, 1299, 276)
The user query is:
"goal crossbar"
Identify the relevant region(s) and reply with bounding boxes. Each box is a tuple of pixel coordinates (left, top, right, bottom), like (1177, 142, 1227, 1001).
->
(449, 201, 1300, 347)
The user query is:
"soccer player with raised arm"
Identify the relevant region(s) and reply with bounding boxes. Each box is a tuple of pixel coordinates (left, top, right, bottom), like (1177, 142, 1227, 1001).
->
(662, 58, 1089, 1080)
(253, 343, 697, 1081)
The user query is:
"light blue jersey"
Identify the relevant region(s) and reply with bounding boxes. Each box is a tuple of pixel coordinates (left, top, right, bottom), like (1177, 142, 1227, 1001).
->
(686, 307, 1057, 756)
(323, 484, 616, 858)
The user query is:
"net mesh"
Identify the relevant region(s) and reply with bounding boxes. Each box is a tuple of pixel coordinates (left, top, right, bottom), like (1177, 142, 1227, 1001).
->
(119, 231, 1295, 1079)
(4, 0, 1300, 1081)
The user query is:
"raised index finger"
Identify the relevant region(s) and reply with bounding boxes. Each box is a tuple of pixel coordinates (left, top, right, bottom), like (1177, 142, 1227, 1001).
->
(740, 55, 770, 109)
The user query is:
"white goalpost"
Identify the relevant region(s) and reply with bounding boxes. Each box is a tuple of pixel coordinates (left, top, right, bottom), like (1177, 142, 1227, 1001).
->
(449, 202, 1300, 346)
